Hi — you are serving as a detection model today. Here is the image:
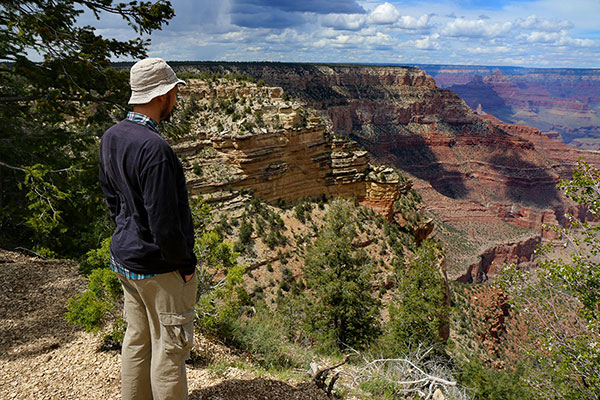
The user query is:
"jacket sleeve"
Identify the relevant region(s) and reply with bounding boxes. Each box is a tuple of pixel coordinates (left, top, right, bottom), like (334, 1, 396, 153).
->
(140, 157, 196, 272)
(99, 164, 119, 222)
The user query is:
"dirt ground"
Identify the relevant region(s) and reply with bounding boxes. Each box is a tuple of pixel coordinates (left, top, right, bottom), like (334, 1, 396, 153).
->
(0, 249, 329, 400)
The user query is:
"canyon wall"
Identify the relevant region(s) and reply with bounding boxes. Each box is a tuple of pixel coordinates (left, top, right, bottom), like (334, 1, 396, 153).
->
(172, 77, 404, 220)
(457, 236, 541, 283)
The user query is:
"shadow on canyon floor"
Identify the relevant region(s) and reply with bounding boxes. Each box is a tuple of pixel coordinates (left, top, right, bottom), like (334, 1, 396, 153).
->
(388, 141, 467, 200)
(489, 151, 561, 209)
(448, 77, 514, 123)
(351, 131, 468, 199)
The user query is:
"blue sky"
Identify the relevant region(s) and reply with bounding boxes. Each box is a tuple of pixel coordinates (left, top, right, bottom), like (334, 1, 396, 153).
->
(93, 0, 600, 67)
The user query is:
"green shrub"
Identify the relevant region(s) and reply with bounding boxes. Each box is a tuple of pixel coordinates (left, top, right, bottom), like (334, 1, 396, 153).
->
(229, 304, 313, 370)
(254, 110, 264, 127)
(302, 199, 381, 350)
(190, 196, 213, 232)
(294, 199, 313, 224)
(195, 231, 237, 271)
(240, 218, 253, 241)
(359, 377, 396, 399)
(234, 218, 254, 254)
(100, 317, 127, 351)
(66, 268, 122, 334)
(80, 236, 111, 275)
(385, 240, 448, 354)
(195, 264, 247, 340)
(457, 359, 535, 400)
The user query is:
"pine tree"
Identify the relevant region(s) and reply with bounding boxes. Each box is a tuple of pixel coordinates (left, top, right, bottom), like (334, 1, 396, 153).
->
(388, 239, 449, 353)
(303, 199, 381, 350)
(0, 1, 174, 256)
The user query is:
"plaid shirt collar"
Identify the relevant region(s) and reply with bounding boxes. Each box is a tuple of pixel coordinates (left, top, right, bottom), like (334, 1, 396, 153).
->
(126, 111, 159, 133)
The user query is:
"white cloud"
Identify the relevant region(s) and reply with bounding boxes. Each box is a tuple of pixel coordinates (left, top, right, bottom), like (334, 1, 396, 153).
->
(265, 28, 311, 44)
(505, 0, 600, 31)
(321, 13, 366, 31)
(415, 33, 441, 50)
(320, 28, 342, 38)
(520, 30, 598, 47)
(311, 29, 394, 50)
(396, 14, 432, 30)
(464, 46, 512, 55)
(441, 18, 513, 38)
(118, 0, 600, 67)
(365, 31, 395, 48)
(367, 2, 401, 25)
(558, 36, 597, 47)
(522, 31, 563, 43)
(516, 15, 573, 32)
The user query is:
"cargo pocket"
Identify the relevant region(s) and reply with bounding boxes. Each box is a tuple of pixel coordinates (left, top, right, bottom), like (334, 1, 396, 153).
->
(158, 310, 195, 359)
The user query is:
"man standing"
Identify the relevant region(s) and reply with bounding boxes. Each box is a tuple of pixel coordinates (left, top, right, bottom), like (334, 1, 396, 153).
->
(99, 58, 197, 400)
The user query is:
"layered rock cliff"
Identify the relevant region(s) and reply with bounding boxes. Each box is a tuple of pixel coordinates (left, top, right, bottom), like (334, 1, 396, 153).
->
(457, 236, 541, 283)
(172, 76, 407, 221)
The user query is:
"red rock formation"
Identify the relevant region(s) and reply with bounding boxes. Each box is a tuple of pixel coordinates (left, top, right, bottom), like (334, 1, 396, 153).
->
(458, 236, 540, 283)
(484, 71, 593, 113)
(472, 287, 511, 360)
(481, 115, 600, 187)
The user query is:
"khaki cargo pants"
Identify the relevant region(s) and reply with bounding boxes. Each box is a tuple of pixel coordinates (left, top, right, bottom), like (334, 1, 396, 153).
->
(117, 270, 197, 400)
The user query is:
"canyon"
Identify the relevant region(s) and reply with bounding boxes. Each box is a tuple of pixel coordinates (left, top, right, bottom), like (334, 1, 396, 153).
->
(415, 65, 600, 150)
(171, 62, 600, 279)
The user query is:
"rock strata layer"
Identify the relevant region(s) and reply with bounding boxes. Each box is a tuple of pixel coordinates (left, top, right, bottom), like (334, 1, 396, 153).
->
(173, 76, 404, 221)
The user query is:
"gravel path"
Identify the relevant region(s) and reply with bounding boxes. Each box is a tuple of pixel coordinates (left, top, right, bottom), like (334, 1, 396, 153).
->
(0, 250, 329, 400)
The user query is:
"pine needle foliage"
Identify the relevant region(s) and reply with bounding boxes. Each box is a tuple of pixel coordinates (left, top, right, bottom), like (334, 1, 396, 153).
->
(0, 0, 174, 256)
(302, 199, 381, 350)
(386, 239, 449, 354)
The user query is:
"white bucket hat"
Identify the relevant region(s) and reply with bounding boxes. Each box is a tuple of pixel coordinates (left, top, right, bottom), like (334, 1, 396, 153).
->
(128, 58, 186, 105)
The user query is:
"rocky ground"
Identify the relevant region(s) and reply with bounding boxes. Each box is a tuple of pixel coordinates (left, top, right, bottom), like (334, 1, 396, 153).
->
(0, 249, 329, 400)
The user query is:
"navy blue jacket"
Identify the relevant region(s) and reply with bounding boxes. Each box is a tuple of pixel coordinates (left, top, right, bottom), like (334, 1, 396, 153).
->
(99, 119, 196, 275)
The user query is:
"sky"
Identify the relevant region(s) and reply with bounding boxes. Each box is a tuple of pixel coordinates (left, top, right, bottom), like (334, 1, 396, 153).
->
(91, 0, 600, 68)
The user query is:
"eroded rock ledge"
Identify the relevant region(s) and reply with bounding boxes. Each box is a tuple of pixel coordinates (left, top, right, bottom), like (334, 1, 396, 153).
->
(172, 77, 406, 219)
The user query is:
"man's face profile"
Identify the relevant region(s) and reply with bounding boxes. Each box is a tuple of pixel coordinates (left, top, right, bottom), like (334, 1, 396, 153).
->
(160, 86, 178, 121)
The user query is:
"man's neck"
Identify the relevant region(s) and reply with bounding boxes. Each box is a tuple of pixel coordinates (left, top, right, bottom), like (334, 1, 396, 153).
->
(132, 105, 161, 123)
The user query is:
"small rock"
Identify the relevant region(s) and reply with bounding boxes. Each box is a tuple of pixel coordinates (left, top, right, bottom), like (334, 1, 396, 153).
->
(432, 388, 445, 400)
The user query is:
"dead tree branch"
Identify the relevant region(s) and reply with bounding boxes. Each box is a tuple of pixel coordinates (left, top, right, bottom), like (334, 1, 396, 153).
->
(311, 353, 356, 397)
